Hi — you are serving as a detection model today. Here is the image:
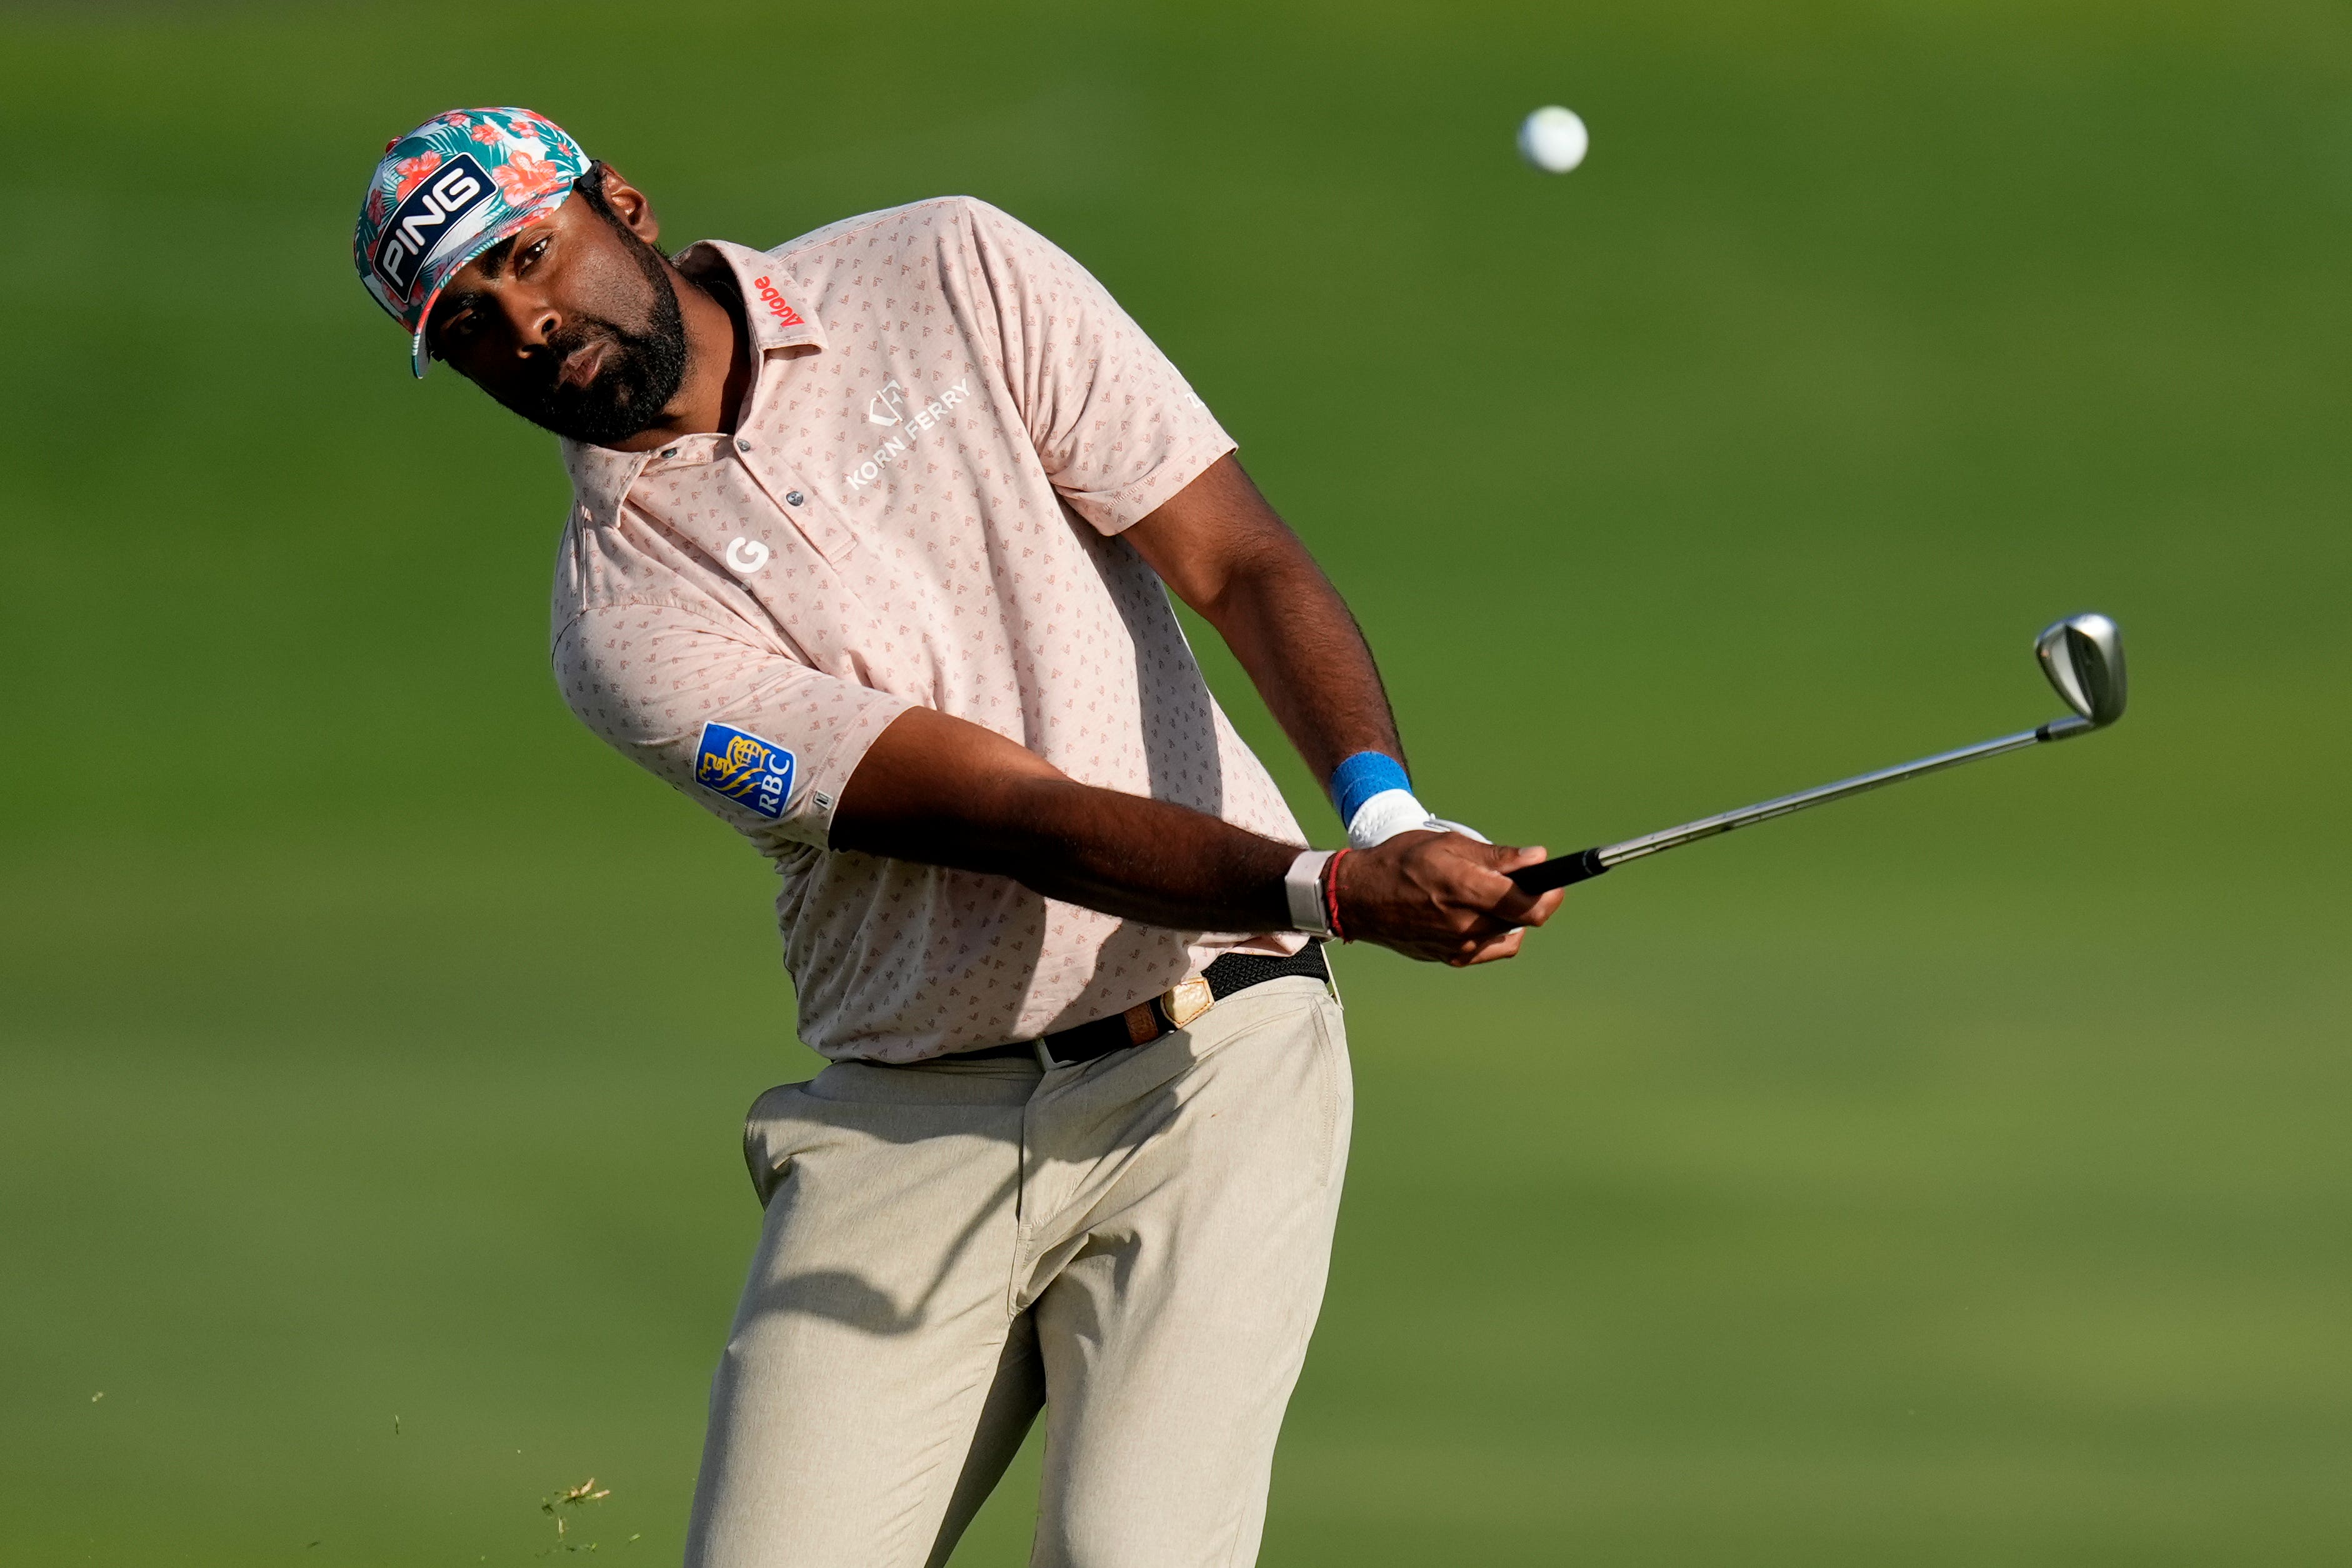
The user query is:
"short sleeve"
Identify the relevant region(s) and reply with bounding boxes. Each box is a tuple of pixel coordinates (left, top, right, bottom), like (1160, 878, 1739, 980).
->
(957, 199, 1237, 534)
(554, 597, 913, 850)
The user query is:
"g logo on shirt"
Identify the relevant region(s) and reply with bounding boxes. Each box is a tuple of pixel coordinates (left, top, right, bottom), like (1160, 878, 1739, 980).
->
(724, 537, 770, 576)
(694, 722, 795, 819)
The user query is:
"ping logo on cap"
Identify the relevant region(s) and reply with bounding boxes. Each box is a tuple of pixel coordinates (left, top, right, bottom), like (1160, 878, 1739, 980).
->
(694, 722, 795, 819)
(371, 152, 496, 303)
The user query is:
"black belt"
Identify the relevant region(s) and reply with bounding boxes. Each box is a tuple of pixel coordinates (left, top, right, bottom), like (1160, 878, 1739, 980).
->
(946, 944, 1330, 1069)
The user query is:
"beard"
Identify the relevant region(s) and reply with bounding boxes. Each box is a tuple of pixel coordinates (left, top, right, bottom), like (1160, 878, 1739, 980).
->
(491, 224, 689, 447)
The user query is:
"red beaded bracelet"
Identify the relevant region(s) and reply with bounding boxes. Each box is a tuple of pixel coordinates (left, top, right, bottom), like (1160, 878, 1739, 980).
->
(1321, 847, 1351, 942)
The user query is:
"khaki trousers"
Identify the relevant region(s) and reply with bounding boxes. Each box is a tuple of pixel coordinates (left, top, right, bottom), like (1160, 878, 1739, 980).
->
(683, 976, 1353, 1568)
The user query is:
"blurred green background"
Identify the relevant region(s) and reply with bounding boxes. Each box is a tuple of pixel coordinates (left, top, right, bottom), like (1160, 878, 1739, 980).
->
(4, 0, 2348, 1562)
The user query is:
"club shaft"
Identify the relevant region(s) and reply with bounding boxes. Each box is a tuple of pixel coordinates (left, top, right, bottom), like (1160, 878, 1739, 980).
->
(1510, 714, 2091, 894)
(1598, 726, 2048, 866)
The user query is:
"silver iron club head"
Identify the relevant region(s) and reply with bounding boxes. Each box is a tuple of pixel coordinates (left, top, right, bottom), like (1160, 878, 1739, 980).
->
(2035, 612, 2127, 731)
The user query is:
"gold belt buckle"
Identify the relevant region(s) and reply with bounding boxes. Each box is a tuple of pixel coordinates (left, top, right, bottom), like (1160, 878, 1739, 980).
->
(1163, 974, 1215, 1030)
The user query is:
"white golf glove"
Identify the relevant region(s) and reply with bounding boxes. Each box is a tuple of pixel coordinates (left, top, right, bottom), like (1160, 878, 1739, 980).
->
(1345, 788, 1492, 849)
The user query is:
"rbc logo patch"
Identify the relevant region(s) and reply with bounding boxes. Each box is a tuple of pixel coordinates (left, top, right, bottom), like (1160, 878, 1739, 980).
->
(694, 722, 795, 819)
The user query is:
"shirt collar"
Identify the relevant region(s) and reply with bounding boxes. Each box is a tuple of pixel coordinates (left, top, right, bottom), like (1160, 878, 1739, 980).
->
(561, 239, 826, 528)
(675, 238, 828, 355)
(561, 440, 649, 531)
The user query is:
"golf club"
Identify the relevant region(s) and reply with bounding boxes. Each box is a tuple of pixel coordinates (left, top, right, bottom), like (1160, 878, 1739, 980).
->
(1508, 612, 2128, 894)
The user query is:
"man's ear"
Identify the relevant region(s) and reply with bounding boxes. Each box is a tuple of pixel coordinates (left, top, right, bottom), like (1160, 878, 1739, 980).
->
(595, 166, 661, 246)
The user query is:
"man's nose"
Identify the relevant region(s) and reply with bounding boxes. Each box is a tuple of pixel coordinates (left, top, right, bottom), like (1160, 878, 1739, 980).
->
(499, 291, 561, 351)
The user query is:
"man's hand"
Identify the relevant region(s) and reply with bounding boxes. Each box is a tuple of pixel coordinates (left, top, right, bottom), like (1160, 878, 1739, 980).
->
(1334, 831, 1566, 966)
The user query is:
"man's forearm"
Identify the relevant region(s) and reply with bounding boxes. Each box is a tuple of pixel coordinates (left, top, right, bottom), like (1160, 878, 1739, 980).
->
(831, 709, 1298, 932)
(831, 705, 1561, 964)
(881, 777, 1298, 931)
(1203, 556, 1404, 783)
(1123, 457, 1408, 786)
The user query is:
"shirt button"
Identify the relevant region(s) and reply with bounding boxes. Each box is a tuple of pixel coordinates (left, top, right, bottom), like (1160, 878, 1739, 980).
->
(578, 506, 591, 521)
(736, 438, 753, 452)
(786, 491, 804, 506)
(660, 446, 678, 459)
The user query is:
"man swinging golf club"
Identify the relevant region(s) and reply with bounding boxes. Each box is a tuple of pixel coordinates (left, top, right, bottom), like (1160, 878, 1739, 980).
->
(352, 107, 1564, 1566)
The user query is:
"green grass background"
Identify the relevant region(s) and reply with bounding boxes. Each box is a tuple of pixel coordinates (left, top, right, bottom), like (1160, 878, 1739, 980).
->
(4, 0, 2348, 1561)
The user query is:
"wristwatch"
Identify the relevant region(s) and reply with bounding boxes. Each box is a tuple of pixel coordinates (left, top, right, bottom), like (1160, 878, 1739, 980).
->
(1284, 849, 1336, 937)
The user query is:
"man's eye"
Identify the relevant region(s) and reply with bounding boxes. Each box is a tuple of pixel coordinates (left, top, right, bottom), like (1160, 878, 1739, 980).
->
(441, 312, 479, 341)
(518, 237, 551, 273)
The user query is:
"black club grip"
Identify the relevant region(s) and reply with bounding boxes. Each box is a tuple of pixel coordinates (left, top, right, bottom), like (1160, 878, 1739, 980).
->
(1509, 846, 1609, 894)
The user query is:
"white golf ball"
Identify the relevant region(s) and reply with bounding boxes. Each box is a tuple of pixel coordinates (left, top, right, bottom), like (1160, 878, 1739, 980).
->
(1518, 106, 1588, 174)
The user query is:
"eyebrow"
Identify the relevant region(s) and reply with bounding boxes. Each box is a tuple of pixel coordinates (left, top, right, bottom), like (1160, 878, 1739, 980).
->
(426, 235, 523, 337)
(471, 234, 519, 281)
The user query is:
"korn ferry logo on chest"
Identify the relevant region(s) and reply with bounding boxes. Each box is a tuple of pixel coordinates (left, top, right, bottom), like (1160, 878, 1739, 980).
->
(845, 375, 973, 492)
(694, 722, 795, 819)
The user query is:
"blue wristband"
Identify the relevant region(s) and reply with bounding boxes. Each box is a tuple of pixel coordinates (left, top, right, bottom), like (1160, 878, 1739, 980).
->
(1329, 751, 1412, 826)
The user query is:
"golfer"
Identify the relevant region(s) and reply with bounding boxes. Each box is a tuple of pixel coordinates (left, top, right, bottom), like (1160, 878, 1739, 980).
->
(353, 107, 1563, 1566)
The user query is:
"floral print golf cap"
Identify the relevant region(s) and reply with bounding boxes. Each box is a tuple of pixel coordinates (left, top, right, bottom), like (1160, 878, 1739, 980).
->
(353, 107, 591, 377)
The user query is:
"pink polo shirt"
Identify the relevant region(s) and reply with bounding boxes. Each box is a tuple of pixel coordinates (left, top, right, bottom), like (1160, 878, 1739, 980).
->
(551, 196, 1308, 1063)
